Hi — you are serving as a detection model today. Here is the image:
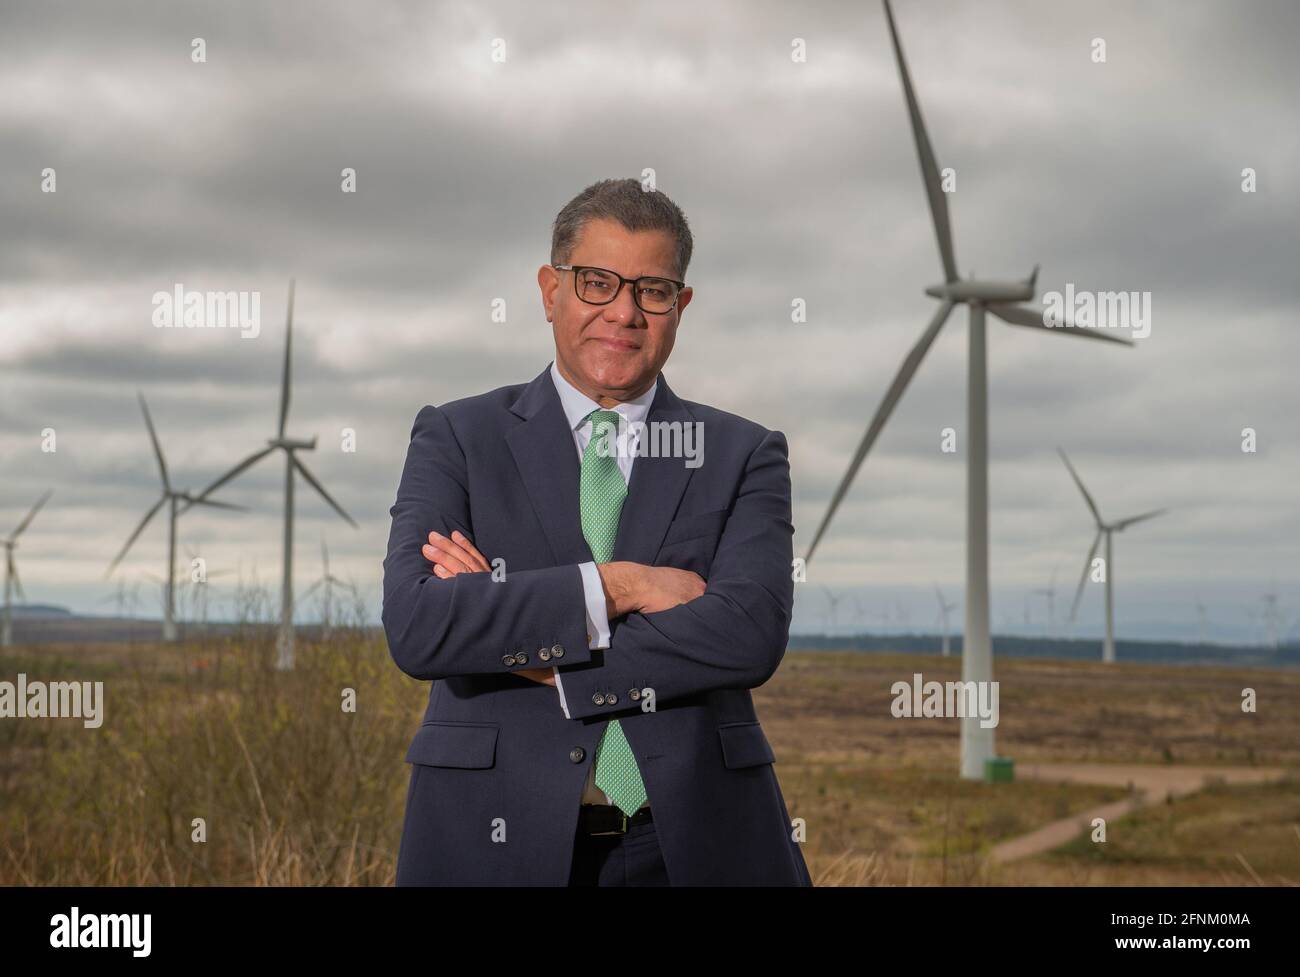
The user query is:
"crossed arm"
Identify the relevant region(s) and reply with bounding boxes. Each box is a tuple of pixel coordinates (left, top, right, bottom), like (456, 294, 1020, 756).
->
(424, 532, 707, 685)
(383, 404, 795, 714)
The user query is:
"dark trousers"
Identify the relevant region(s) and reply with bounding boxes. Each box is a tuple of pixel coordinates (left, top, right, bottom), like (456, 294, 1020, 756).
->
(569, 817, 670, 886)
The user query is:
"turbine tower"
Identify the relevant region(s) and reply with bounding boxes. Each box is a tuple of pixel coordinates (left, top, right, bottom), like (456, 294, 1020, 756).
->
(108, 395, 242, 641)
(1059, 447, 1167, 663)
(933, 584, 957, 657)
(189, 281, 357, 670)
(2, 490, 53, 648)
(803, 0, 1134, 779)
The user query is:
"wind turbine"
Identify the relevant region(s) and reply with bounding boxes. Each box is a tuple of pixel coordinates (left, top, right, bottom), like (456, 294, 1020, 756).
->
(933, 584, 957, 657)
(300, 539, 357, 638)
(1034, 567, 1059, 637)
(821, 586, 844, 636)
(1260, 591, 1280, 651)
(177, 543, 234, 629)
(188, 281, 357, 670)
(107, 396, 243, 641)
(2, 490, 53, 648)
(802, 0, 1135, 779)
(1059, 447, 1167, 663)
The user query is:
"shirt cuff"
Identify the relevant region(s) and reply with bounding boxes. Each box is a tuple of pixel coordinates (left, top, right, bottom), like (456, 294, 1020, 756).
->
(553, 666, 570, 719)
(578, 560, 611, 649)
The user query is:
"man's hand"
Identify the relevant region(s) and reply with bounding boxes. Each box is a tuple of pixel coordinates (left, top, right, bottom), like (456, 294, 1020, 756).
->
(598, 561, 706, 617)
(422, 529, 553, 686)
(423, 530, 491, 577)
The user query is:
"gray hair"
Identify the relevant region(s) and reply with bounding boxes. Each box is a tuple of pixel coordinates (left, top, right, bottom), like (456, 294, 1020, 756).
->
(550, 178, 693, 281)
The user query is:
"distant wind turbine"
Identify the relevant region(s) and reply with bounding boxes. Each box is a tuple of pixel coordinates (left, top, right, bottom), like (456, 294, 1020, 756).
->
(188, 281, 357, 669)
(933, 584, 957, 657)
(803, 0, 1134, 779)
(1059, 447, 1167, 663)
(1033, 567, 1059, 637)
(107, 396, 243, 641)
(3, 490, 53, 648)
(1260, 591, 1280, 651)
(300, 539, 358, 638)
(821, 586, 844, 636)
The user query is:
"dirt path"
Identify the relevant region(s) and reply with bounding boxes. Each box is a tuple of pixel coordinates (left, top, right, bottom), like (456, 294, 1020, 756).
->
(988, 763, 1289, 863)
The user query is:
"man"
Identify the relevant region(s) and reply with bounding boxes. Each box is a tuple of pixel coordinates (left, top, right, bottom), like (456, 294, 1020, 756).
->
(383, 177, 810, 885)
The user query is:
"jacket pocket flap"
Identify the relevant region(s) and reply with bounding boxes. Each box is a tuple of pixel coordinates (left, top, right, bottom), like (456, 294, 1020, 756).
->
(405, 721, 499, 769)
(717, 721, 775, 769)
(663, 508, 728, 546)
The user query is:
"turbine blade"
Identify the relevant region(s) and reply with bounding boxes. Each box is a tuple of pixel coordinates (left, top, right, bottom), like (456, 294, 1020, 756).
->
(292, 455, 358, 528)
(321, 538, 329, 574)
(1069, 529, 1103, 622)
(1112, 507, 1168, 531)
(1057, 447, 1103, 526)
(882, 0, 958, 282)
(804, 301, 954, 563)
(185, 496, 248, 512)
(300, 579, 323, 602)
(279, 279, 295, 439)
(185, 446, 277, 512)
(107, 496, 167, 575)
(10, 554, 25, 602)
(138, 393, 171, 490)
(987, 303, 1135, 346)
(10, 488, 53, 539)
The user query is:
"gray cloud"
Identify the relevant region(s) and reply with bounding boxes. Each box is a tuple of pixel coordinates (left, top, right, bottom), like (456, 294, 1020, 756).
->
(1, 0, 1297, 643)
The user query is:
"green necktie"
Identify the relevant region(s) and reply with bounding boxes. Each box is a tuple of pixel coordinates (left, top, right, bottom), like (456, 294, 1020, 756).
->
(581, 409, 648, 817)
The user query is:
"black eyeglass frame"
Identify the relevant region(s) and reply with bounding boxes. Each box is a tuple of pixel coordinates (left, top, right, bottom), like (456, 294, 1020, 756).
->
(551, 264, 687, 314)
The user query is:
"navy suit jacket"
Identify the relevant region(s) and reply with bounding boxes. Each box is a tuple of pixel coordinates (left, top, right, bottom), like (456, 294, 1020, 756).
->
(383, 362, 811, 885)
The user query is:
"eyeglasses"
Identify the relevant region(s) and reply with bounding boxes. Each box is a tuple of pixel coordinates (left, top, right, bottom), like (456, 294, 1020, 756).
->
(552, 264, 686, 315)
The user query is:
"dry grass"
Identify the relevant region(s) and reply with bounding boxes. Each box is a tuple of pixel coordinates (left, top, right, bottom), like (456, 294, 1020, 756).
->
(3, 632, 1298, 885)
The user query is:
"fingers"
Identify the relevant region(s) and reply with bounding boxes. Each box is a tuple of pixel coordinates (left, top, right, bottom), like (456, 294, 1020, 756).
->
(422, 541, 472, 575)
(422, 530, 491, 574)
(450, 530, 492, 571)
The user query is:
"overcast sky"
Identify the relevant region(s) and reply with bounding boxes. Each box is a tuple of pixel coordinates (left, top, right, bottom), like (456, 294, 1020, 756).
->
(2, 0, 1297, 645)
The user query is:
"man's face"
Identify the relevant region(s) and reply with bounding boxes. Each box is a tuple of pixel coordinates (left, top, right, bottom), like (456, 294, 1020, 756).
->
(538, 217, 693, 407)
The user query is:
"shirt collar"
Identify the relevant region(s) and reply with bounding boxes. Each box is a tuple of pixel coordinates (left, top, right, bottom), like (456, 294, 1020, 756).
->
(549, 359, 657, 432)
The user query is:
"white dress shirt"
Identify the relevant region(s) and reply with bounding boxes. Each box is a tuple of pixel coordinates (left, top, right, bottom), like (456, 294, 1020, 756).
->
(548, 359, 655, 809)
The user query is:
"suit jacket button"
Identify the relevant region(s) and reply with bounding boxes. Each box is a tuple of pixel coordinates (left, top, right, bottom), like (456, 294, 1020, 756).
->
(592, 693, 606, 706)
(501, 654, 516, 667)
(607, 693, 618, 705)
(570, 747, 585, 763)
(539, 647, 551, 662)
(629, 688, 641, 701)
(514, 652, 528, 665)
(551, 644, 565, 659)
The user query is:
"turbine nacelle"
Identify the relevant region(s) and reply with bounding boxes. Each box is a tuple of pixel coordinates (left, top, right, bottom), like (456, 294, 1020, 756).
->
(924, 278, 1036, 303)
(269, 436, 318, 452)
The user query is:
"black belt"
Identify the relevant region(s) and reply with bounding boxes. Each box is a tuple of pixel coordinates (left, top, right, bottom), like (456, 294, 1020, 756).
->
(578, 803, 653, 836)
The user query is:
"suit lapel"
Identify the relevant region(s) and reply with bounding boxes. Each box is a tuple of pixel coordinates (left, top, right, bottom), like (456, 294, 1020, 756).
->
(505, 364, 696, 569)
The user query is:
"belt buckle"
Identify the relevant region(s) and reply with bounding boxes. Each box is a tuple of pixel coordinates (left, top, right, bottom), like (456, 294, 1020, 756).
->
(588, 806, 628, 837)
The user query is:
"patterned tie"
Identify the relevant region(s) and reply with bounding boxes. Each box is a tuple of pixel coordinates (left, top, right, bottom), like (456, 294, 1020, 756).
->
(581, 408, 648, 817)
